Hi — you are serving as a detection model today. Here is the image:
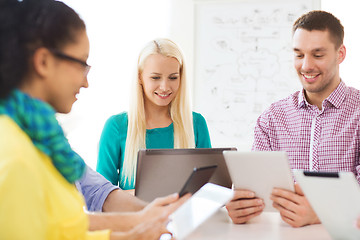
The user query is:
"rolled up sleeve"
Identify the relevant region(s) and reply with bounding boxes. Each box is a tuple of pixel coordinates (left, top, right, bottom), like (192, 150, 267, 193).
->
(76, 166, 119, 212)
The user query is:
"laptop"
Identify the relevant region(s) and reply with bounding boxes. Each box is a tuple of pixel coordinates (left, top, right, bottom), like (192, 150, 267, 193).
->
(134, 147, 236, 202)
(294, 170, 360, 240)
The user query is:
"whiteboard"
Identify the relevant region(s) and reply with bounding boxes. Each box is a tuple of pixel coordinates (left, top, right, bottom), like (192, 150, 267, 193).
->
(193, 0, 320, 149)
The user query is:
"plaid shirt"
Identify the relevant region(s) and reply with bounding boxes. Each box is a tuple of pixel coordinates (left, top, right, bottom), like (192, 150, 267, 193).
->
(252, 81, 360, 183)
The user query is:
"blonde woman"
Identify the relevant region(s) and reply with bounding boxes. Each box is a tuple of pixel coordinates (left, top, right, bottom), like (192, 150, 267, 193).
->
(97, 39, 211, 190)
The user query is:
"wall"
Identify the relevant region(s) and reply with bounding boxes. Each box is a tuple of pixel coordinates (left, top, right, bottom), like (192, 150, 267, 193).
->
(58, 0, 360, 169)
(59, 0, 172, 169)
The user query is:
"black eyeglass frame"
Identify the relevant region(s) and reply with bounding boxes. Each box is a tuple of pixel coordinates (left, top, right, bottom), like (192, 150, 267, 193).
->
(49, 49, 91, 76)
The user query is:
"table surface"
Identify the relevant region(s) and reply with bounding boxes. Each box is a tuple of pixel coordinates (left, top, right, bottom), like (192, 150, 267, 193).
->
(185, 208, 332, 240)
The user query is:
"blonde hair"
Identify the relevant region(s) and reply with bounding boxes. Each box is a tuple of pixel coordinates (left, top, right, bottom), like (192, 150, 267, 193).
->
(123, 38, 195, 186)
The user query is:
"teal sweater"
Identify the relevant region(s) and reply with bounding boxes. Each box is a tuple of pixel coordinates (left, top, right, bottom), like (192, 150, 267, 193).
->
(96, 112, 212, 190)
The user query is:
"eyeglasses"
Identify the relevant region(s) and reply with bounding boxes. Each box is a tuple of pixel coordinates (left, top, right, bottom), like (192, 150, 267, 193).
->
(49, 49, 91, 77)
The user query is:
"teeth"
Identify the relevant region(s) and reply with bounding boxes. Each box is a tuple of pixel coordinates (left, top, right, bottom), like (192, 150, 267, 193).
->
(303, 74, 317, 79)
(158, 93, 169, 97)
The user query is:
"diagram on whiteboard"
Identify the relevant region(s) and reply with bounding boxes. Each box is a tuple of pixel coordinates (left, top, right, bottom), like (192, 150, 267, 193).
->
(194, 0, 319, 149)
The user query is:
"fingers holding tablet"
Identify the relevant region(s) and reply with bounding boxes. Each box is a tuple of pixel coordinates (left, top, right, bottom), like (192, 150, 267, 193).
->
(142, 192, 191, 223)
(270, 186, 320, 227)
(225, 189, 265, 224)
(222, 151, 297, 225)
(223, 151, 294, 213)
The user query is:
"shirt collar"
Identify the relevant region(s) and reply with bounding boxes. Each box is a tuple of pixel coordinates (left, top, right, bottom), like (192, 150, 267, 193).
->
(297, 90, 308, 108)
(297, 81, 347, 109)
(326, 81, 346, 109)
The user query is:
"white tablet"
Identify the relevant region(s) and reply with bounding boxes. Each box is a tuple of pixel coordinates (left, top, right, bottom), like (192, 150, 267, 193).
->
(166, 183, 233, 240)
(294, 170, 360, 240)
(223, 151, 294, 212)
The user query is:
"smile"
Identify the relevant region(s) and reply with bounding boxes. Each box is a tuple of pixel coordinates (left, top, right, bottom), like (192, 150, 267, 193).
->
(156, 92, 171, 97)
(303, 74, 319, 79)
(301, 73, 320, 83)
(159, 93, 169, 97)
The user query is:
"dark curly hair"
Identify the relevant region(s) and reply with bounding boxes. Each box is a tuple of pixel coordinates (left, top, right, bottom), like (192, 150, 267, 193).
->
(0, 0, 86, 98)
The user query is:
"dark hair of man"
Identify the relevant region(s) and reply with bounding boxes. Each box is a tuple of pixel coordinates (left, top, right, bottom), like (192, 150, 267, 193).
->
(292, 10, 344, 49)
(0, 0, 86, 99)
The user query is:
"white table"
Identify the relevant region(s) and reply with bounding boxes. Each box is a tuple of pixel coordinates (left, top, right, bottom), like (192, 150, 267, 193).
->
(186, 208, 332, 240)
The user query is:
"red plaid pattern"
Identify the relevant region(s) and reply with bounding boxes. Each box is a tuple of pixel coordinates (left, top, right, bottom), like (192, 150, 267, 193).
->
(252, 81, 360, 184)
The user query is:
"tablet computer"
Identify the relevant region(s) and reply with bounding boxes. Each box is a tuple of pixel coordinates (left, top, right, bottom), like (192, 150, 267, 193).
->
(223, 151, 294, 212)
(135, 148, 236, 202)
(294, 170, 360, 240)
(167, 183, 233, 240)
(179, 165, 217, 197)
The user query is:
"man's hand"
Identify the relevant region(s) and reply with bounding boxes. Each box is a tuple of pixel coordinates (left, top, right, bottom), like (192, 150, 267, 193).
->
(270, 183, 320, 227)
(225, 189, 264, 224)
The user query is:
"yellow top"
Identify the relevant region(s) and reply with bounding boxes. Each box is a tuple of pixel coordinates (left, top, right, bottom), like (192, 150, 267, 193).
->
(0, 116, 110, 240)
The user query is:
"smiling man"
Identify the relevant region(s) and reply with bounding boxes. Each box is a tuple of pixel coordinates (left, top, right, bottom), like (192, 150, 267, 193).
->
(226, 10, 360, 228)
